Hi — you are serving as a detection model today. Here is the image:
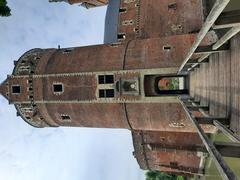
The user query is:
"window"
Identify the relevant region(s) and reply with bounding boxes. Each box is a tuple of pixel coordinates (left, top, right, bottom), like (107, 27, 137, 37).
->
(99, 89, 115, 98)
(98, 75, 105, 84)
(119, 7, 127, 13)
(117, 33, 126, 40)
(168, 3, 177, 10)
(106, 89, 115, 98)
(163, 45, 172, 51)
(63, 48, 74, 54)
(105, 75, 114, 84)
(98, 75, 114, 84)
(12, 85, 21, 94)
(53, 83, 63, 93)
(60, 114, 71, 121)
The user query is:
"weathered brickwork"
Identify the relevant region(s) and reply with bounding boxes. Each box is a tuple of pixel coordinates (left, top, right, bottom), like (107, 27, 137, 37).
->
(0, 0, 215, 177)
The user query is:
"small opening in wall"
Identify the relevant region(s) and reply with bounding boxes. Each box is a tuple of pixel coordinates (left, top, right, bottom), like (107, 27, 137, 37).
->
(168, 3, 177, 10)
(29, 87, 33, 91)
(119, 7, 127, 13)
(117, 33, 126, 40)
(61, 115, 71, 121)
(28, 80, 33, 84)
(135, 3, 140, 7)
(134, 28, 139, 32)
(63, 49, 73, 53)
(163, 45, 172, 51)
(53, 84, 63, 93)
(12, 85, 21, 94)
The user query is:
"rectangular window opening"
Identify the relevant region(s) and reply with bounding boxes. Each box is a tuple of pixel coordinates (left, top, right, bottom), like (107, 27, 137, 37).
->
(105, 75, 114, 84)
(99, 89, 115, 98)
(119, 7, 127, 13)
(106, 89, 115, 98)
(118, 33, 126, 40)
(168, 3, 177, 10)
(12, 85, 21, 94)
(99, 89, 105, 98)
(61, 115, 71, 121)
(163, 45, 172, 51)
(98, 75, 114, 84)
(98, 75, 105, 84)
(53, 84, 63, 93)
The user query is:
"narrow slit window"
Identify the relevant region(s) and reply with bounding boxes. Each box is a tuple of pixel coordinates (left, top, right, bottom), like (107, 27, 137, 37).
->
(168, 3, 177, 10)
(53, 84, 63, 93)
(12, 85, 21, 94)
(119, 7, 127, 13)
(63, 48, 74, 54)
(118, 33, 126, 40)
(99, 89, 105, 98)
(163, 45, 172, 51)
(61, 115, 71, 121)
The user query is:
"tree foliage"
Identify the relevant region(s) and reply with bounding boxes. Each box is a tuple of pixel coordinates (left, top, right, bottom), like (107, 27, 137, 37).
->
(145, 170, 185, 180)
(0, 0, 11, 17)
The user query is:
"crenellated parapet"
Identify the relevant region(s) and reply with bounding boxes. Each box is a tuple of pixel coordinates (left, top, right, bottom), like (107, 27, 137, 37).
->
(15, 103, 51, 128)
(13, 49, 43, 76)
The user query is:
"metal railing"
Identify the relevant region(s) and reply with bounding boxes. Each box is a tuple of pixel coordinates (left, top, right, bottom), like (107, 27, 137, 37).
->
(179, 97, 240, 180)
(178, 0, 240, 73)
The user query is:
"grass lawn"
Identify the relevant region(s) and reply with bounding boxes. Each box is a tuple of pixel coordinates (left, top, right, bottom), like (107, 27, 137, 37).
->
(199, 133, 240, 180)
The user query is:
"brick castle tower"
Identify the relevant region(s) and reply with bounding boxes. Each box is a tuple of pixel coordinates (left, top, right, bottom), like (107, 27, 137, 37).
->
(0, 0, 217, 176)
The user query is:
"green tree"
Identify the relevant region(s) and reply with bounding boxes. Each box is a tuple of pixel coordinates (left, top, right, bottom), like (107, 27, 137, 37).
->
(0, 0, 11, 17)
(145, 170, 185, 180)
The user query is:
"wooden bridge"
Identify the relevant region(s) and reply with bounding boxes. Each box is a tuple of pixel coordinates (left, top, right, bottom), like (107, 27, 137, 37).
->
(179, 0, 240, 179)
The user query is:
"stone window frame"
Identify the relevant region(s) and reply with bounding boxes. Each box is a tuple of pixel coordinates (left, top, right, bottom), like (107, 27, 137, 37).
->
(11, 84, 21, 95)
(119, 7, 127, 13)
(117, 33, 126, 41)
(98, 89, 115, 98)
(52, 82, 64, 95)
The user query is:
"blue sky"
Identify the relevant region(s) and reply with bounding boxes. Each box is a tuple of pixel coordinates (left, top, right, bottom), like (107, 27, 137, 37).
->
(0, 1, 145, 180)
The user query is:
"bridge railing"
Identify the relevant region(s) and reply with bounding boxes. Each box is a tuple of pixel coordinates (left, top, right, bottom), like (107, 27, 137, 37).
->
(178, 0, 240, 73)
(179, 97, 240, 180)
